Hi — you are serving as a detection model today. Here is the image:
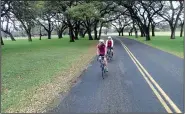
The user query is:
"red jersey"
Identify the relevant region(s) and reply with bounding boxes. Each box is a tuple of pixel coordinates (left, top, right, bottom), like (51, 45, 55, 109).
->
(97, 44, 106, 55)
(107, 40, 112, 47)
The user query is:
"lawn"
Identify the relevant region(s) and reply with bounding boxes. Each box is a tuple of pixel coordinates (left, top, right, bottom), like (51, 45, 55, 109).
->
(1, 36, 97, 112)
(125, 35, 184, 58)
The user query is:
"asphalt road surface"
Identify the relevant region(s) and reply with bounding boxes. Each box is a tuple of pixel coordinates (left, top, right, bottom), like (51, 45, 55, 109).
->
(49, 36, 184, 113)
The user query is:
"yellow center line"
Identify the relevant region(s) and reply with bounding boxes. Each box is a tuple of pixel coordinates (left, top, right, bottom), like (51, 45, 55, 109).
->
(116, 38, 182, 113)
(124, 44, 173, 113)
(123, 44, 182, 113)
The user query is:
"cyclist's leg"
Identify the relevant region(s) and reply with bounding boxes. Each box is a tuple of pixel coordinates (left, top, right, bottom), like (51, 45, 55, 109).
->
(109, 47, 111, 56)
(104, 55, 108, 71)
(99, 54, 103, 67)
(107, 47, 110, 55)
(99, 54, 103, 62)
(111, 47, 113, 56)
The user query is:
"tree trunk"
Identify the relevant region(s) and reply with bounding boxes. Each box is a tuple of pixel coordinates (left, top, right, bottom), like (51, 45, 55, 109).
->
(28, 33, 32, 42)
(79, 28, 83, 38)
(121, 28, 124, 36)
(93, 20, 99, 40)
(66, 16, 75, 42)
(121, 32, 124, 36)
(133, 27, 138, 38)
(98, 23, 103, 39)
(48, 25, 51, 39)
(145, 26, 150, 41)
(74, 22, 79, 40)
(94, 24, 98, 40)
(26, 28, 32, 42)
(9, 32, 16, 41)
(141, 30, 145, 37)
(129, 28, 133, 36)
(48, 31, 51, 39)
(39, 26, 42, 40)
(58, 30, 63, 39)
(169, 3, 183, 39)
(2, 31, 16, 41)
(73, 26, 79, 40)
(82, 29, 87, 38)
(180, 22, 184, 37)
(87, 28, 93, 40)
(170, 28, 175, 39)
(139, 25, 145, 37)
(133, 22, 137, 38)
(151, 23, 155, 37)
(47, 21, 52, 39)
(69, 27, 75, 42)
(1, 36, 4, 45)
(4, 16, 16, 41)
(74, 30, 79, 40)
(169, 23, 175, 39)
(135, 30, 138, 38)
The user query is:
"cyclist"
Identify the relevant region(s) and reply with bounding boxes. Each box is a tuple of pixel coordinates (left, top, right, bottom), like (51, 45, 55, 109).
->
(106, 36, 114, 57)
(97, 39, 108, 72)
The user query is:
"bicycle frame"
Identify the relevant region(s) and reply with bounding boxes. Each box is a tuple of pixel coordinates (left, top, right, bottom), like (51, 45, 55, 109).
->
(99, 56, 106, 79)
(107, 48, 112, 61)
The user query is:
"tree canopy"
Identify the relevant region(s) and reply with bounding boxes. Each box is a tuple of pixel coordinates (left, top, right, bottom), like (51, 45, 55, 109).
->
(1, 0, 184, 45)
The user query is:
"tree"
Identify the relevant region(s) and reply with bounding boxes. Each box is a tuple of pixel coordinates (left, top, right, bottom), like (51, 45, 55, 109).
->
(96, 1, 124, 39)
(179, 12, 184, 37)
(11, 1, 37, 41)
(1, 1, 12, 45)
(53, 13, 67, 39)
(1, 1, 11, 17)
(138, 1, 163, 40)
(55, 0, 76, 42)
(92, 1, 116, 39)
(123, 1, 163, 40)
(126, 20, 138, 38)
(1, 14, 16, 41)
(112, 15, 132, 36)
(79, 26, 87, 38)
(150, 16, 165, 37)
(36, 1, 56, 39)
(158, 1, 184, 39)
(1, 36, 4, 45)
(151, 19, 156, 37)
(73, 20, 81, 40)
(68, 2, 100, 40)
(103, 22, 111, 35)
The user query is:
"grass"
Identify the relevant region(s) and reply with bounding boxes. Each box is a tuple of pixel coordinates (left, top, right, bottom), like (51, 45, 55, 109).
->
(1, 36, 97, 112)
(125, 35, 184, 58)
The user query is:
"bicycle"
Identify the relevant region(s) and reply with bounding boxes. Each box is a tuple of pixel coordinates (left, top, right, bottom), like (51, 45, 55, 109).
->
(106, 48, 113, 61)
(97, 56, 106, 79)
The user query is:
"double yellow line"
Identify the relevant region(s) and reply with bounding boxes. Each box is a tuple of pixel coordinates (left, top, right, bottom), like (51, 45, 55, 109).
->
(117, 38, 182, 113)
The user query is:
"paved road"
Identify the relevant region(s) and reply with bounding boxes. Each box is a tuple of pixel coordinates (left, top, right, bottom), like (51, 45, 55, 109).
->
(49, 36, 184, 113)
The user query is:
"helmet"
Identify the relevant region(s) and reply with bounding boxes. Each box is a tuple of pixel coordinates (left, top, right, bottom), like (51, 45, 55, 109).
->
(108, 36, 112, 39)
(99, 39, 104, 43)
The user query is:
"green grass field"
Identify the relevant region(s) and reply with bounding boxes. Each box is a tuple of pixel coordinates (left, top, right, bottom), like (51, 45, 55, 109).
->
(125, 35, 184, 58)
(1, 36, 97, 112)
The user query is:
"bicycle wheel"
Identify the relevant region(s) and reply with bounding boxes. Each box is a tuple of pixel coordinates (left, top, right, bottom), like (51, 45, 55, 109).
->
(107, 51, 110, 61)
(110, 52, 112, 60)
(107, 55, 109, 61)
